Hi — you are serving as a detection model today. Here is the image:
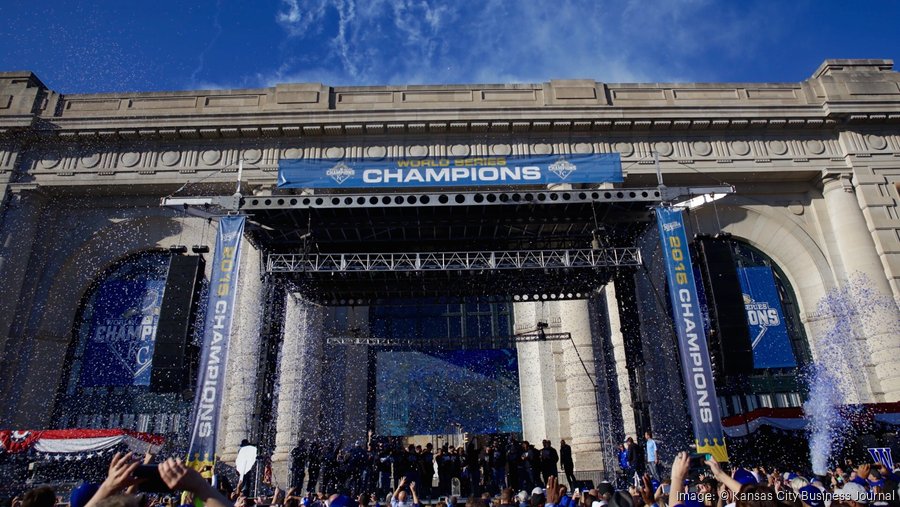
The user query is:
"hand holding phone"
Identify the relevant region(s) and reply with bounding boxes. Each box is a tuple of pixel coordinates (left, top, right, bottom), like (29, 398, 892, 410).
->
(134, 464, 174, 493)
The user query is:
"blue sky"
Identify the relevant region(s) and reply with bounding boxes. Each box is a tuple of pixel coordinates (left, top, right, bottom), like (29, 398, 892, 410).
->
(1, 0, 898, 94)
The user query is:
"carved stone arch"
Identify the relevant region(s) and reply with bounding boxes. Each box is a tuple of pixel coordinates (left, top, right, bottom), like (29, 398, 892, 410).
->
(690, 203, 834, 316)
(688, 202, 837, 360)
(38, 216, 208, 338)
(15, 215, 208, 426)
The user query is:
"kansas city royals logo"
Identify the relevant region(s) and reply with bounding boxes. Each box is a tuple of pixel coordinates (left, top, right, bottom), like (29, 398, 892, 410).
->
(662, 221, 682, 233)
(326, 162, 355, 184)
(548, 158, 577, 179)
(222, 230, 240, 243)
(743, 293, 781, 348)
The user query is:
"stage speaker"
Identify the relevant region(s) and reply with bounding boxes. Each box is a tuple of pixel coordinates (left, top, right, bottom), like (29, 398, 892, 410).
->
(151, 254, 204, 392)
(694, 237, 754, 375)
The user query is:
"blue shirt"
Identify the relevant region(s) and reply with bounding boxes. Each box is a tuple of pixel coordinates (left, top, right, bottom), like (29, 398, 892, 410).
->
(646, 439, 657, 462)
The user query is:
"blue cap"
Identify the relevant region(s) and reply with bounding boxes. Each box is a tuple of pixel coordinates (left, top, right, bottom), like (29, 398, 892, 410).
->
(798, 485, 824, 507)
(733, 468, 757, 485)
(70, 482, 100, 507)
(787, 473, 799, 481)
(329, 496, 354, 507)
(851, 476, 868, 487)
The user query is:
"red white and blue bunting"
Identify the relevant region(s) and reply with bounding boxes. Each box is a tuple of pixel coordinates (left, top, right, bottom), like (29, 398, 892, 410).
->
(0, 429, 164, 458)
(721, 402, 900, 438)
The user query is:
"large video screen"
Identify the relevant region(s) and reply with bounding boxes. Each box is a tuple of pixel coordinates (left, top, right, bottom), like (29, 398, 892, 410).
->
(376, 349, 522, 436)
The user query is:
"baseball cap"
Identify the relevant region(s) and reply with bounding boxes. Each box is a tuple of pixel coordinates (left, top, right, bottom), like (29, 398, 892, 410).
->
(798, 485, 824, 507)
(733, 468, 757, 485)
(531, 487, 544, 496)
(70, 482, 100, 507)
(609, 491, 632, 507)
(329, 495, 354, 507)
(837, 483, 869, 504)
(596, 482, 614, 497)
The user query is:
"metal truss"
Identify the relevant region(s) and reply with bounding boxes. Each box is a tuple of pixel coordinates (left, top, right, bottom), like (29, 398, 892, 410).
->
(242, 188, 662, 210)
(325, 332, 571, 348)
(267, 248, 640, 273)
(161, 185, 734, 212)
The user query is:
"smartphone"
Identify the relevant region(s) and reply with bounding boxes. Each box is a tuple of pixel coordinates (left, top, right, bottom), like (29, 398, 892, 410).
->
(662, 485, 671, 494)
(688, 453, 711, 478)
(134, 464, 174, 493)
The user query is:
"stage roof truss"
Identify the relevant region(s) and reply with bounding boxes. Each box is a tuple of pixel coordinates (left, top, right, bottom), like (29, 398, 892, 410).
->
(324, 332, 571, 348)
(267, 247, 641, 273)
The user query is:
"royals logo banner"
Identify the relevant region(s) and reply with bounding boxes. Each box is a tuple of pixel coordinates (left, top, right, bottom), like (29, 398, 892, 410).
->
(737, 266, 797, 369)
(277, 153, 622, 189)
(655, 207, 729, 462)
(187, 215, 246, 470)
(80, 278, 166, 387)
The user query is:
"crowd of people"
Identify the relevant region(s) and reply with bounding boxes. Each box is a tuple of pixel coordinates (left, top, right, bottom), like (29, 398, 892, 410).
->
(286, 435, 574, 499)
(3, 445, 899, 507)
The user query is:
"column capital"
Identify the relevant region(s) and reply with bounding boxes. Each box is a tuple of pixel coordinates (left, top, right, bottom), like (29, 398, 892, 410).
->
(821, 170, 854, 193)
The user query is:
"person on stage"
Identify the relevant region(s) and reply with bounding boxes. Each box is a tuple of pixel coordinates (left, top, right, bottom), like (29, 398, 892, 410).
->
(644, 431, 660, 482)
(559, 440, 575, 488)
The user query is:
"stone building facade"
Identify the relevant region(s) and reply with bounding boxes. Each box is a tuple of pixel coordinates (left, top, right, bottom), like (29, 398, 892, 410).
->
(0, 59, 899, 482)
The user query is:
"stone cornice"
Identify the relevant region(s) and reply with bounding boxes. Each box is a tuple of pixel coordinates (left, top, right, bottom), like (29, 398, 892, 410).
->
(1, 60, 899, 141)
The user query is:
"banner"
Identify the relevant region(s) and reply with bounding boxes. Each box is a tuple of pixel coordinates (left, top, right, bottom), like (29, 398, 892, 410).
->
(81, 277, 166, 387)
(737, 266, 797, 369)
(655, 207, 729, 462)
(868, 447, 894, 469)
(277, 153, 622, 189)
(186, 215, 246, 470)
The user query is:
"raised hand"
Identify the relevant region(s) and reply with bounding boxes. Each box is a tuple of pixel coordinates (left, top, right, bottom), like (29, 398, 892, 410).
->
(545, 476, 560, 505)
(103, 452, 143, 492)
(158, 459, 234, 507)
(86, 453, 144, 507)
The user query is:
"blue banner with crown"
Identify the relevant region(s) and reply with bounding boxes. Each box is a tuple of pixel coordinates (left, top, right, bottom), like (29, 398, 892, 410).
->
(277, 153, 622, 188)
(656, 207, 729, 462)
(186, 215, 245, 471)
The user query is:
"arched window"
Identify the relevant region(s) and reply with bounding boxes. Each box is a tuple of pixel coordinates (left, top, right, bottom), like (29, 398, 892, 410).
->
(717, 239, 812, 415)
(54, 252, 196, 438)
(728, 240, 812, 368)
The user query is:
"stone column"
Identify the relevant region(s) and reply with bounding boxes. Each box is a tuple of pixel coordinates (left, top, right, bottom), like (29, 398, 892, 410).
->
(557, 300, 604, 473)
(822, 174, 900, 402)
(272, 294, 321, 487)
(220, 238, 265, 461)
(0, 190, 45, 425)
(604, 283, 637, 438)
(340, 306, 370, 445)
(513, 301, 559, 445)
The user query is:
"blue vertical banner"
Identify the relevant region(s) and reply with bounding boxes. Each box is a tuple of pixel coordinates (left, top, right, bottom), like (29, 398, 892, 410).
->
(187, 215, 246, 470)
(80, 278, 166, 387)
(655, 207, 729, 462)
(737, 266, 797, 369)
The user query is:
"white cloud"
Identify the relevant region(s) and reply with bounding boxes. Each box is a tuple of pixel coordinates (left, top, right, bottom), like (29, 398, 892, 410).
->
(251, 0, 784, 88)
(276, 0, 330, 37)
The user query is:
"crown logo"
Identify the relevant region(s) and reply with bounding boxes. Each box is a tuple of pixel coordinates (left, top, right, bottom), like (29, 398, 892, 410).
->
(326, 162, 355, 184)
(222, 230, 240, 243)
(548, 158, 577, 179)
